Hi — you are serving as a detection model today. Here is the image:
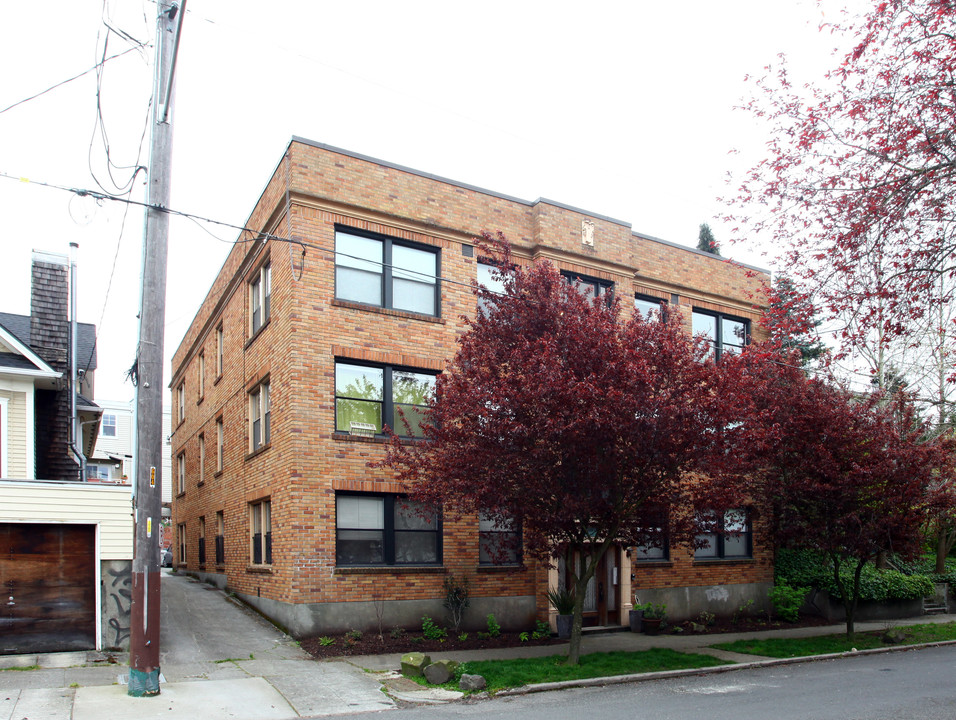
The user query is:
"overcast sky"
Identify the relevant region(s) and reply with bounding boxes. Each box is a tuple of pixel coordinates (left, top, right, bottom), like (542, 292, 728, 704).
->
(0, 0, 865, 401)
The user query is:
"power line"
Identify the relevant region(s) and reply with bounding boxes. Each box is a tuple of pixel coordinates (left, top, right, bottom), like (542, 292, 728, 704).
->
(0, 45, 144, 116)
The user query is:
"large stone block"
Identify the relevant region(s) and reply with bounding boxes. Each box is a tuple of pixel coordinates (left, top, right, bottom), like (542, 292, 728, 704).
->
(460, 674, 487, 691)
(400, 652, 431, 677)
(423, 659, 459, 684)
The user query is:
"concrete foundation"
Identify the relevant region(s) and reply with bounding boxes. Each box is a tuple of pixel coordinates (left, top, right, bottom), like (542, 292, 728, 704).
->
(806, 590, 924, 622)
(633, 581, 773, 622)
(231, 592, 537, 638)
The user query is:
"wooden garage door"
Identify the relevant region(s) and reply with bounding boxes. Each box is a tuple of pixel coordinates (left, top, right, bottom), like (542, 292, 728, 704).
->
(0, 523, 96, 654)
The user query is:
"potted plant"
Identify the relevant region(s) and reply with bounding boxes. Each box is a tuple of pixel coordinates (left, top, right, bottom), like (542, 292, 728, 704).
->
(641, 603, 666, 635)
(547, 587, 576, 639)
(629, 600, 645, 632)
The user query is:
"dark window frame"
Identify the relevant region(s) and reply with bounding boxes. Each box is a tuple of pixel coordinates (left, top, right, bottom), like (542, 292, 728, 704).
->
(250, 498, 272, 566)
(478, 513, 522, 566)
(695, 509, 753, 560)
(335, 492, 443, 567)
(334, 360, 436, 438)
(692, 308, 750, 360)
(561, 270, 614, 302)
(634, 293, 668, 321)
(334, 226, 441, 317)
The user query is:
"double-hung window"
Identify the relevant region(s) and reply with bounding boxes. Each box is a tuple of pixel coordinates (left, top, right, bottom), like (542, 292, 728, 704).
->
(216, 324, 224, 377)
(695, 509, 752, 559)
(215, 511, 225, 565)
(177, 382, 185, 424)
(633, 509, 670, 561)
(250, 381, 271, 452)
(250, 262, 271, 334)
(692, 310, 749, 360)
(561, 270, 613, 302)
(479, 513, 521, 565)
(177, 452, 185, 495)
(215, 417, 224, 472)
(335, 493, 441, 566)
(250, 499, 272, 565)
(335, 229, 439, 316)
(476, 261, 506, 315)
(634, 294, 667, 321)
(335, 362, 435, 437)
(101, 413, 117, 437)
(198, 433, 205, 484)
(177, 522, 186, 565)
(198, 516, 206, 565)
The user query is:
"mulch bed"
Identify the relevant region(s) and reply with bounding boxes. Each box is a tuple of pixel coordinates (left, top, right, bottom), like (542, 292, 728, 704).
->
(300, 613, 835, 660)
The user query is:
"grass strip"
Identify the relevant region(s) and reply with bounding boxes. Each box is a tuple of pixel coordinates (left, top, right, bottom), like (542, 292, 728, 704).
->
(710, 621, 956, 658)
(416, 649, 729, 693)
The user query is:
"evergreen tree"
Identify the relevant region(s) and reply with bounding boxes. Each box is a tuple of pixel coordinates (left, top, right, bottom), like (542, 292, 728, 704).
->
(697, 223, 719, 255)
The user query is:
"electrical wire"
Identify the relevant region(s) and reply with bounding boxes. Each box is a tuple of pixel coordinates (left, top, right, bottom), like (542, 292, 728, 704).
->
(3, 169, 953, 413)
(0, 45, 143, 116)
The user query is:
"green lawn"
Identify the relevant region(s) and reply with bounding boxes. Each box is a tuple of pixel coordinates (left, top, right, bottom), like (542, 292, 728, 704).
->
(710, 621, 956, 658)
(427, 649, 729, 693)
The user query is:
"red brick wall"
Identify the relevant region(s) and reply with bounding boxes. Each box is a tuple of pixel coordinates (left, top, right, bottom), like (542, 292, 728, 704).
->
(170, 139, 769, 626)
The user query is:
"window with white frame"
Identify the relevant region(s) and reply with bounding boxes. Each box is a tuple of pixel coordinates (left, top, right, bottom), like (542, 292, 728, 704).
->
(692, 310, 749, 360)
(335, 493, 441, 566)
(101, 413, 117, 437)
(215, 417, 224, 472)
(177, 452, 185, 495)
(335, 362, 435, 437)
(335, 228, 439, 316)
(249, 381, 271, 452)
(249, 499, 272, 565)
(250, 262, 271, 335)
(695, 509, 752, 559)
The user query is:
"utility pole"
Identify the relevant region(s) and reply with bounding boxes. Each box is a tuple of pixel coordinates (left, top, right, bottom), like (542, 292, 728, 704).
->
(128, 0, 185, 697)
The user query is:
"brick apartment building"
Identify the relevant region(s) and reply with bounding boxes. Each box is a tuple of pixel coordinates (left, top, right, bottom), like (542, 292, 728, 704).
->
(170, 138, 773, 637)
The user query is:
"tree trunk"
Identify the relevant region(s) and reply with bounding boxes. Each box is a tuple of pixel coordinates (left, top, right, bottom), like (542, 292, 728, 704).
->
(936, 525, 955, 574)
(565, 538, 614, 666)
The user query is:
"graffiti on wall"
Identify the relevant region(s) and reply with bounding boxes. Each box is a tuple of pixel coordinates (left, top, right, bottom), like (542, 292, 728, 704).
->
(104, 561, 132, 649)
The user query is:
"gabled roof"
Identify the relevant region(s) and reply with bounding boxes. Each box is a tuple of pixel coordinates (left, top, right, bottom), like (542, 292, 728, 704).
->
(0, 320, 59, 380)
(0, 311, 97, 372)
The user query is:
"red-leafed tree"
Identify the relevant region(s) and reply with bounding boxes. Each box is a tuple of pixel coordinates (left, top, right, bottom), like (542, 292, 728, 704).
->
(380, 234, 741, 664)
(731, 0, 956, 375)
(721, 349, 955, 640)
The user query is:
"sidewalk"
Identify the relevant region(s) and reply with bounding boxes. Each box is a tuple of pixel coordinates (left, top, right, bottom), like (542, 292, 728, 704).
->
(1, 571, 392, 720)
(2, 573, 954, 720)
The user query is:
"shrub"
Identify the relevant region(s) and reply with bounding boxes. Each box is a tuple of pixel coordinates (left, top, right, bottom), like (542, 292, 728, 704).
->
(776, 549, 934, 601)
(546, 586, 576, 615)
(486, 613, 501, 638)
(389, 627, 406, 640)
(519, 631, 530, 642)
(421, 615, 447, 640)
(531, 620, 551, 640)
(769, 583, 809, 622)
(442, 574, 471, 633)
(345, 629, 363, 641)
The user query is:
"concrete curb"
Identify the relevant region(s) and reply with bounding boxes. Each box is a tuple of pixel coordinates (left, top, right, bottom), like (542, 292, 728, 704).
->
(495, 639, 956, 697)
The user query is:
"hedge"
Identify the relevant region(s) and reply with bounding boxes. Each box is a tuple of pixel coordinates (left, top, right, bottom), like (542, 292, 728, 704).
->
(775, 549, 934, 602)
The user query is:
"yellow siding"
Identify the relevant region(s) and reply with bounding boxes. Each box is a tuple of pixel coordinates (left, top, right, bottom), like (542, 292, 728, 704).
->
(0, 389, 27, 478)
(0, 481, 133, 559)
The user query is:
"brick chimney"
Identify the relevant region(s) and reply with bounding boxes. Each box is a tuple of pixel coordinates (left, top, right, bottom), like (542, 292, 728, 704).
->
(30, 250, 79, 481)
